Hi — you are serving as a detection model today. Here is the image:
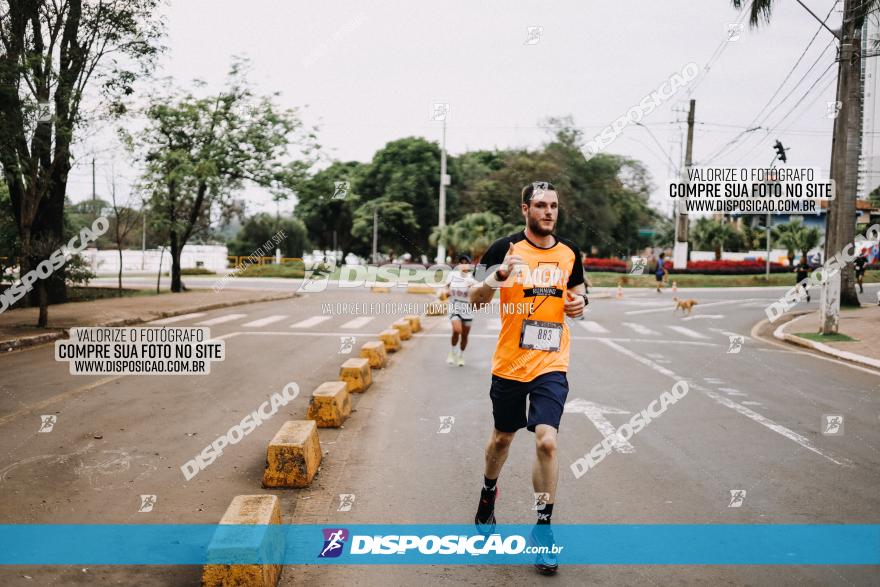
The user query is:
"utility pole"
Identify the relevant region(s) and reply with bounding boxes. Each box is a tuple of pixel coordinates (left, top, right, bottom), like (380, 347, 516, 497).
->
(372, 206, 378, 265)
(823, 0, 862, 332)
(436, 116, 448, 264)
(141, 211, 146, 271)
(674, 99, 695, 269)
(91, 158, 96, 205)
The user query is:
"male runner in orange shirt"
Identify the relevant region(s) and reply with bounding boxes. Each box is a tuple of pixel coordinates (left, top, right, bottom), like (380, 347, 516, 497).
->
(469, 182, 586, 575)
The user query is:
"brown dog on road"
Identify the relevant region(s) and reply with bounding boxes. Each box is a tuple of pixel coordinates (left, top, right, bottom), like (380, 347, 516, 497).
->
(673, 297, 698, 315)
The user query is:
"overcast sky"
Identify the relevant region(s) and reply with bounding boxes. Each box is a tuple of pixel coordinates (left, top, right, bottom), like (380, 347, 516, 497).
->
(67, 0, 846, 221)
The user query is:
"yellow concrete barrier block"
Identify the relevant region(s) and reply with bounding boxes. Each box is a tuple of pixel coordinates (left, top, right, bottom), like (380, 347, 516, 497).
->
(360, 340, 387, 368)
(261, 420, 322, 488)
(425, 301, 447, 316)
(392, 319, 412, 340)
(339, 357, 372, 393)
(379, 329, 401, 352)
(201, 494, 283, 587)
(307, 381, 351, 428)
(371, 285, 391, 293)
(407, 284, 435, 294)
(404, 314, 422, 333)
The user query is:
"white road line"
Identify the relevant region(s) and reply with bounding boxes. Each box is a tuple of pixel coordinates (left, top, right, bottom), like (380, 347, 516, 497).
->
(718, 387, 748, 397)
(703, 391, 848, 466)
(622, 322, 660, 336)
(667, 325, 709, 340)
(340, 316, 375, 329)
(741, 401, 763, 406)
(578, 320, 609, 334)
(565, 399, 635, 454)
(598, 339, 848, 467)
(704, 377, 724, 384)
(681, 314, 724, 321)
(196, 313, 247, 326)
(241, 315, 288, 328)
(289, 316, 331, 329)
(710, 328, 752, 341)
(487, 318, 502, 331)
(148, 312, 206, 324)
(626, 299, 755, 315)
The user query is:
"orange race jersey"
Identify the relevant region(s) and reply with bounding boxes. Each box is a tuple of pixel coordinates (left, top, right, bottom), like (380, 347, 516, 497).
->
(477, 231, 585, 382)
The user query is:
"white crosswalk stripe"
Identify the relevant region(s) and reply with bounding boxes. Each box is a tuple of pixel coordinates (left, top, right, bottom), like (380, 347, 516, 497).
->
(622, 322, 660, 336)
(289, 315, 331, 329)
(710, 328, 752, 341)
(149, 312, 206, 324)
(340, 316, 375, 329)
(242, 315, 288, 328)
(196, 313, 246, 326)
(718, 387, 748, 397)
(578, 320, 609, 334)
(667, 325, 709, 339)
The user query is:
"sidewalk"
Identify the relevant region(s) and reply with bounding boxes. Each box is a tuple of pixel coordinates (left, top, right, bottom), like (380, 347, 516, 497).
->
(774, 305, 880, 370)
(0, 288, 297, 352)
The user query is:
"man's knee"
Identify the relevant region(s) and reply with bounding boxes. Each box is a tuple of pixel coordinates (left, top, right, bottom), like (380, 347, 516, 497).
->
(490, 430, 515, 451)
(535, 431, 557, 458)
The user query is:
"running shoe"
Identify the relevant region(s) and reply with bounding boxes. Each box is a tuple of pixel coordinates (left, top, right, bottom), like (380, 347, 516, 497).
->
(530, 524, 559, 575)
(446, 350, 456, 365)
(474, 486, 497, 534)
(456, 353, 465, 367)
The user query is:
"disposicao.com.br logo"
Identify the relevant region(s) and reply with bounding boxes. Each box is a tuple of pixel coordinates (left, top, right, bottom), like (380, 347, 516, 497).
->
(318, 528, 559, 558)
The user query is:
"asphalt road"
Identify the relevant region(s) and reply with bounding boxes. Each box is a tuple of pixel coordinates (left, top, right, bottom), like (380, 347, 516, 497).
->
(0, 284, 878, 585)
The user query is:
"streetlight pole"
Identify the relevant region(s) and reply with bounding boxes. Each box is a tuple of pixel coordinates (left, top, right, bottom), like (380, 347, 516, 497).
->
(372, 205, 378, 265)
(437, 116, 448, 264)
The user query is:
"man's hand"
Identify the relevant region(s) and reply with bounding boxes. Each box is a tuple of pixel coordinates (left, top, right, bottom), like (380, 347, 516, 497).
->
(498, 242, 526, 281)
(564, 289, 585, 318)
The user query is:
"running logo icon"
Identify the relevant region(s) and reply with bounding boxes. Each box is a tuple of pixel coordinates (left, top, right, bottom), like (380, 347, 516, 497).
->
(533, 492, 550, 511)
(728, 489, 746, 508)
(138, 495, 157, 513)
(524, 26, 543, 45)
(437, 416, 455, 434)
(727, 335, 744, 354)
(38, 415, 57, 433)
(630, 257, 647, 275)
(333, 181, 350, 200)
(339, 336, 356, 354)
(337, 494, 355, 512)
(318, 528, 349, 558)
(431, 103, 449, 122)
(822, 414, 844, 435)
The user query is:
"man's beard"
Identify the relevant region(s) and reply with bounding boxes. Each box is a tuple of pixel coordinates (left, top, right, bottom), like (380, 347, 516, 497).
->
(527, 215, 555, 237)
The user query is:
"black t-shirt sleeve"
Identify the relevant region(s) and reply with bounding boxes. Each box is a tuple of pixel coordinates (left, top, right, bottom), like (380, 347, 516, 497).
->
(478, 237, 511, 272)
(565, 242, 585, 288)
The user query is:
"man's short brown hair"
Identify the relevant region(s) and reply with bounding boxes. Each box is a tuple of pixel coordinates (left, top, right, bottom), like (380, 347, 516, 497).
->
(521, 181, 557, 205)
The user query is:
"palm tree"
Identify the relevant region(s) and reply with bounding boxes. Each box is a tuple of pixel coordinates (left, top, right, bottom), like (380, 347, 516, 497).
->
(772, 220, 804, 266)
(732, 0, 878, 308)
(691, 218, 737, 261)
(797, 226, 822, 261)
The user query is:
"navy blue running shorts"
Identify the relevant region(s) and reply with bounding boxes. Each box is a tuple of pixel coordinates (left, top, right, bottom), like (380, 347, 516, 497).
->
(489, 371, 569, 433)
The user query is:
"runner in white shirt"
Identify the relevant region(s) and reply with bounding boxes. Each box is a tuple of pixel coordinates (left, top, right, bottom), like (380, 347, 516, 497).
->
(445, 254, 477, 366)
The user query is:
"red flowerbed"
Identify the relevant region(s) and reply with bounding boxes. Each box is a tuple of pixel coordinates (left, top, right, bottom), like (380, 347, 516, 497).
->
(582, 257, 790, 274)
(582, 257, 627, 271)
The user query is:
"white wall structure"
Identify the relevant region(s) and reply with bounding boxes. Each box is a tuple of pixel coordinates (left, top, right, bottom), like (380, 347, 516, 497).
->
(81, 245, 229, 275)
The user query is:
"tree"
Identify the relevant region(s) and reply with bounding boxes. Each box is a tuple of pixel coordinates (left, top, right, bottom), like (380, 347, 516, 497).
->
(356, 137, 442, 255)
(772, 220, 803, 266)
(227, 213, 310, 258)
(108, 174, 141, 295)
(732, 0, 879, 310)
(0, 0, 163, 325)
(351, 197, 418, 257)
(691, 218, 737, 261)
(293, 161, 366, 256)
(429, 211, 518, 261)
(126, 61, 319, 292)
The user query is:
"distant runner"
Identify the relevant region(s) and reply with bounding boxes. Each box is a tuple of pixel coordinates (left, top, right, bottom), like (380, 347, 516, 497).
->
(854, 249, 868, 294)
(655, 252, 668, 293)
(445, 254, 477, 366)
(793, 257, 812, 303)
(469, 181, 586, 576)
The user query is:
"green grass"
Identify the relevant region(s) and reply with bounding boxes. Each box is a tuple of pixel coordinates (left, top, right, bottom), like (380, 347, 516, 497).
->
(234, 264, 306, 278)
(67, 286, 167, 303)
(794, 332, 858, 343)
(589, 269, 880, 289)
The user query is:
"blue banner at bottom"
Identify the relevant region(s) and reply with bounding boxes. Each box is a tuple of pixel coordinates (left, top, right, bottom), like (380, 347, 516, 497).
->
(0, 524, 878, 565)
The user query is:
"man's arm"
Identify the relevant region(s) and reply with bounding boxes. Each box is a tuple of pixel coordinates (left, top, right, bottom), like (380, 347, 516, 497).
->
(564, 283, 587, 318)
(469, 240, 521, 309)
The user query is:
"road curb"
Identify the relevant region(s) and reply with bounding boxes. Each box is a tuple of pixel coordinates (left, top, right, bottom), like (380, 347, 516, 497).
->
(772, 314, 880, 370)
(0, 291, 298, 353)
